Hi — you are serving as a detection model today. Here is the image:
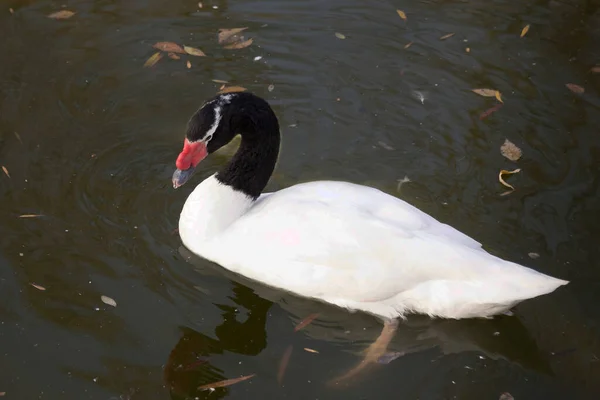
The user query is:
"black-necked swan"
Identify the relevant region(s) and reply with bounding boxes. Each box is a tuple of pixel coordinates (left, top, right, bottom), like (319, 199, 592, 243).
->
(172, 92, 568, 380)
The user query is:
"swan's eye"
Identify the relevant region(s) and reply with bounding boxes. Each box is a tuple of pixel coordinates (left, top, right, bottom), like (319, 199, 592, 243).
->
(205, 134, 213, 142)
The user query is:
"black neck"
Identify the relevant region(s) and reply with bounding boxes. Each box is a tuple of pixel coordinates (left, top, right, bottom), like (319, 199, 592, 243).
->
(215, 94, 281, 200)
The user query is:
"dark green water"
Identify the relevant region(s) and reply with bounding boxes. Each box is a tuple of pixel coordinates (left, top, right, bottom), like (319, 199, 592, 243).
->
(1, 0, 599, 399)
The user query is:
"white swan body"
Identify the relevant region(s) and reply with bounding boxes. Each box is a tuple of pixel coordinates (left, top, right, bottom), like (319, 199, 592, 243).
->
(174, 92, 568, 321)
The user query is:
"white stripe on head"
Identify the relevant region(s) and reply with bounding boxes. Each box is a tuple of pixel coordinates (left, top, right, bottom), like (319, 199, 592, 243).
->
(202, 93, 236, 142)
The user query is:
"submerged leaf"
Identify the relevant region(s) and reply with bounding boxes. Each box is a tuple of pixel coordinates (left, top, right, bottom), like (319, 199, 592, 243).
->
(48, 10, 75, 19)
(1, 166, 9, 178)
(520, 24, 530, 38)
(144, 52, 163, 68)
(198, 374, 255, 390)
(294, 313, 319, 331)
(277, 345, 293, 384)
(167, 52, 180, 60)
(566, 83, 584, 94)
(500, 139, 522, 161)
(499, 393, 514, 400)
(30, 283, 46, 291)
(335, 32, 346, 40)
(153, 42, 185, 54)
(591, 66, 600, 73)
(479, 103, 503, 120)
(472, 88, 498, 97)
(217, 86, 246, 94)
(218, 27, 248, 44)
(397, 9, 407, 21)
(377, 351, 404, 364)
(183, 45, 206, 56)
(101, 295, 117, 307)
(440, 32, 455, 40)
(223, 38, 253, 49)
(499, 168, 521, 190)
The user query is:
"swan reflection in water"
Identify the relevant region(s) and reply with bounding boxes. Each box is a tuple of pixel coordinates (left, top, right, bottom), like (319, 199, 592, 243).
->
(165, 246, 556, 398)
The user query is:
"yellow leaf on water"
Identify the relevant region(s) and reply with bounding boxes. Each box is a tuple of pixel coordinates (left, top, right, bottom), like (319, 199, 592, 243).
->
(499, 168, 521, 190)
(183, 45, 206, 56)
(495, 90, 504, 103)
(566, 83, 584, 94)
(472, 88, 498, 97)
(334, 32, 345, 40)
(218, 27, 248, 44)
(30, 283, 46, 291)
(397, 9, 407, 21)
(186, 60, 191, 69)
(520, 24, 530, 38)
(217, 86, 247, 94)
(47, 10, 75, 19)
(440, 33, 455, 40)
(404, 41, 413, 49)
(304, 348, 319, 354)
(1, 166, 9, 178)
(223, 38, 253, 49)
(500, 139, 522, 161)
(144, 52, 163, 68)
(198, 374, 255, 390)
(19, 214, 43, 218)
(153, 41, 186, 54)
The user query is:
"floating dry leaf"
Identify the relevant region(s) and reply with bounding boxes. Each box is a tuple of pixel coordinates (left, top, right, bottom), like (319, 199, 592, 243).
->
(479, 103, 503, 120)
(304, 348, 319, 354)
(212, 79, 229, 84)
(167, 52, 180, 60)
(268, 84, 275, 92)
(495, 90, 504, 103)
(2, 166, 9, 178)
(153, 42, 185, 54)
(466, 47, 471, 53)
(397, 9, 407, 21)
(440, 33, 455, 40)
(566, 83, 584, 94)
(217, 86, 247, 94)
(198, 374, 255, 390)
(30, 283, 46, 291)
(19, 214, 43, 218)
(278, 345, 293, 384)
(472, 88, 498, 97)
(14, 132, 22, 143)
(218, 27, 248, 44)
(520, 24, 530, 38)
(219, 84, 226, 90)
(294, 313, 319, 332)
(500, 139, 522, 161)
(9, 8, 14, 14)
(101, 295, 117, 307)
(224, 38, 253, 49)
(528, 252, 540, 259)
(499, 168, 521, 190)
(499, 393, 514, 400)
(591, 66, 600, 73)
(144, 52, 163, 68)
(198, 2, 203, 8)
(404, 41, 413, 49)
(334, 32, 346, 39)
(186, 60, 191, 69)
(48, 10, 75, 19)
(184, 45, 206, 56)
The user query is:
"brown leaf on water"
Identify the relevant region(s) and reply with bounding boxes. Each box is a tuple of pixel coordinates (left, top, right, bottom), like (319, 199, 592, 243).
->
(479, 103, 503, 120)
(404, 41, 413, 49)
(217, 86, 247, 94)
(566, 83, 584, 94)
(153, 41, 185, 54)
(499, 393, 514, 400)
(19, 214, 43, 218)
(304, 348, 319, 354)
(520, 24, 530, 38)
(224, 38, 253, 49)
(397, 9, 407, 21)
(495, 90, 504, 103)
(212, 79, 229, 84)
(144, 52, 163, 68)
(500, 139, 522, 161)
(440, 33, 455, 40)
(197, 374, 255, 390)
(218, 27, 248, 44)
(48, 10, 75, 19)
(167, 52, 180, 60)
(466, 47, 471, 53)
(499, 168, 521, 190)
(30, 283, 46, 291)
(294, 313, 319, 332)
(1, 166, 9, 178)
(591, 66, 600, 73)
(184, 45, 206, 56)
(186, 60, 192, 69)
(472, 88, 498, 97)
(277, 345, 293, 384)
